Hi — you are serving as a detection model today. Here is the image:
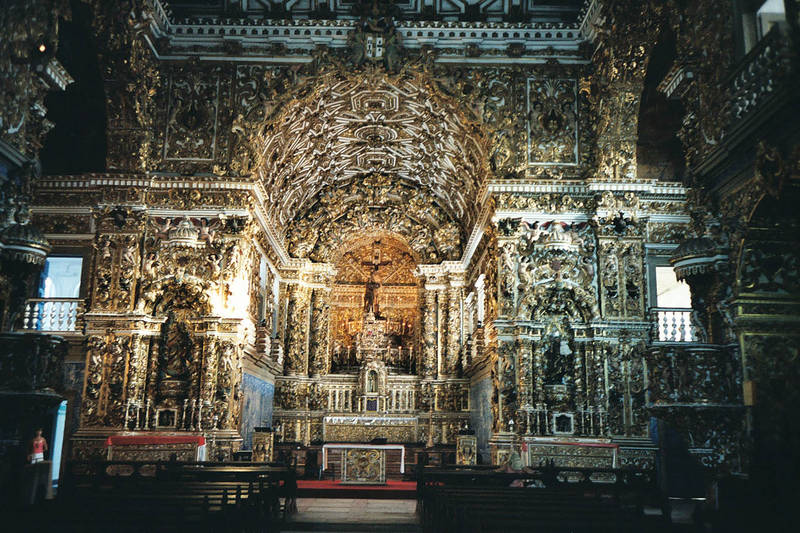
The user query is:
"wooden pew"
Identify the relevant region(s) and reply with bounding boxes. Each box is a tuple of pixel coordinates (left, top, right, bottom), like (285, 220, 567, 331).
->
(419, 465, 659, 533)
(53, 461, 295, 532)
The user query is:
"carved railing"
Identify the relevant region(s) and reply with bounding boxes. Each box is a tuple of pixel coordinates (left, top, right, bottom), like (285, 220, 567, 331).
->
(646, 345, 740, 406)
(324, 384, 417, 413)
(729, 25, 792, 122)
(21, 298, 83, 333)
(0, 332, 67, 393)
(524, 405, 608, 437)
(650, 307, 706, 343)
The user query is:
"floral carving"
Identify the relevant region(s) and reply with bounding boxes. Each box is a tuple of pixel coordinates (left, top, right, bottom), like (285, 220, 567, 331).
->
(527, 78, 578, 165)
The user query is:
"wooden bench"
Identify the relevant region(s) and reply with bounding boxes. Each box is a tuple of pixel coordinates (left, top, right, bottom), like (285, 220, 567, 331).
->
(419, 465, 659, 533)
(52, 461, 296, 532)
(427, 487, 640, 532)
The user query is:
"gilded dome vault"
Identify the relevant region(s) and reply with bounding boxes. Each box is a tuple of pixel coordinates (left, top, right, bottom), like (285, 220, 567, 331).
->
(254, 65, 490, 259)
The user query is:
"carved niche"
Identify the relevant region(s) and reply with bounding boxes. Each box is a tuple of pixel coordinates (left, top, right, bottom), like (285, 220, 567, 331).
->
(515, 221, 599, 322)
(156, 311, 194, 407)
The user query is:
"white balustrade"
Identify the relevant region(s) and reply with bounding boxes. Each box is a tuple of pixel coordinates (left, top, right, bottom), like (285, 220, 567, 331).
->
(22, 298, 82, 332)
(651, 307, 706, 343)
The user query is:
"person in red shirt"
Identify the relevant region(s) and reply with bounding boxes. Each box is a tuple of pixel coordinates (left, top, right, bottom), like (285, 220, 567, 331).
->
(29, 428, 48, 464)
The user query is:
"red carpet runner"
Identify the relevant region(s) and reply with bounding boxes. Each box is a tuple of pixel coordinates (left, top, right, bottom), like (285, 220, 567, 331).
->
(296, 479, 417, 499)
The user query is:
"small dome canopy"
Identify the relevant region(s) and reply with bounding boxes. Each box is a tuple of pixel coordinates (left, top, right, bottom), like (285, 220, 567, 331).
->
(669, 236, 727, 281)
(0, 213, 51, 266)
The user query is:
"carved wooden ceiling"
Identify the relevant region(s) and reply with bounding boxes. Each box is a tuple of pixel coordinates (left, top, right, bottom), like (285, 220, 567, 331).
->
(255, 67, 490, 252)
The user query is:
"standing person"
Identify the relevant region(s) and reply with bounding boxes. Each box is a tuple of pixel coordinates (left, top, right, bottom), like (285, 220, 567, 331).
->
(29, 428, 48, 464)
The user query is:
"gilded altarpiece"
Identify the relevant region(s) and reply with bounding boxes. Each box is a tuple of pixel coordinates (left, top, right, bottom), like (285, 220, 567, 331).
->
(74, 210, 263, 460)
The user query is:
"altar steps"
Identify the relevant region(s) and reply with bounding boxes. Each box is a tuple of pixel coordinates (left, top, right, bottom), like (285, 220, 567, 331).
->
(281, 497, 420, 532)
(296, 480, 417, 499)
(281, 524, 420, 532)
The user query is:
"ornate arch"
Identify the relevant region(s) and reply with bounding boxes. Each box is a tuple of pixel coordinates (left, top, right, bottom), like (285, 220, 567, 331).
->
(141, 275, 214, 317)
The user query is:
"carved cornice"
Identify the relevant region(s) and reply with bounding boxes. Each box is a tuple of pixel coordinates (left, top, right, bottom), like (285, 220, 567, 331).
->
(149, 0, 587, 59)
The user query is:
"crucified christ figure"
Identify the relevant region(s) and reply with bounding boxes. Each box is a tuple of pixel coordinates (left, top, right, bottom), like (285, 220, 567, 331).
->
(362, 242, 392, 318)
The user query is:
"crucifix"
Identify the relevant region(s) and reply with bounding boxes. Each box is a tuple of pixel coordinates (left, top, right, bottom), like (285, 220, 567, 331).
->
(362, 241, 392, 318)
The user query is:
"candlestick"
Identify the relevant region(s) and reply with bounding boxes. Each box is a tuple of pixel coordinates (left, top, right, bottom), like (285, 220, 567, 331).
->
(145, 399, 150, 430)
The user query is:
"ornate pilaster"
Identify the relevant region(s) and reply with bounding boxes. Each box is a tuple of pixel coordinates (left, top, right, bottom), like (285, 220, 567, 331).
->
(497, 340, 517, 432)
(437, 286, 448, 379)
(284, 283, 311, 376)
(595, 215, 646, 320)
(422, 288, 437, 378)
(91, 208, 145, 313)
(497, 241, 518, 318)
(89, 1, 162, 171)
(309, 287, 330, 377)
(445, 280, 464, 376)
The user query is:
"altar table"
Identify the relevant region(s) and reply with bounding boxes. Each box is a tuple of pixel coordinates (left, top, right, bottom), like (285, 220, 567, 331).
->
(104, 434, 207, 461)
(322, 443, 405, 484)
(523, 439, 618, 468)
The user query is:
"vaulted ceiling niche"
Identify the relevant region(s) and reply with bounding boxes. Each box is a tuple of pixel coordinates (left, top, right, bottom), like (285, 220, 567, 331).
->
(254, 66, 490, 261)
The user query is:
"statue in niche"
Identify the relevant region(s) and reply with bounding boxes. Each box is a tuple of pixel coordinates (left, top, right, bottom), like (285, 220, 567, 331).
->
(543, 332, 572, 386)
(159, 312, 192, 381)
(367, 370, 378, 393)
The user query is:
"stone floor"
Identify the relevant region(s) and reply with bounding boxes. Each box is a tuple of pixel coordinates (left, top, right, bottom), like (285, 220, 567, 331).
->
(280, 498, 420, 532)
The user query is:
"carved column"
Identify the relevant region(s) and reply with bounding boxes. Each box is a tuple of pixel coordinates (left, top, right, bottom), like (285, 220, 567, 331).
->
(437, 288, 448, 378)
(284, 283, 311, 376)
(498, 241, 517, 318)
(81, 331, 131, 428)
(200, 335, 218, 415)
(445, 280, 463, 376)
(309, 287, 330, 377)
(532, 341, 545, 404)
(213, 339, 241, 431)
(598, 235, 645, 319)
(422, 288, 437, 378)
(124, 332, 149, 411)
(498, 340, 517, 432)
